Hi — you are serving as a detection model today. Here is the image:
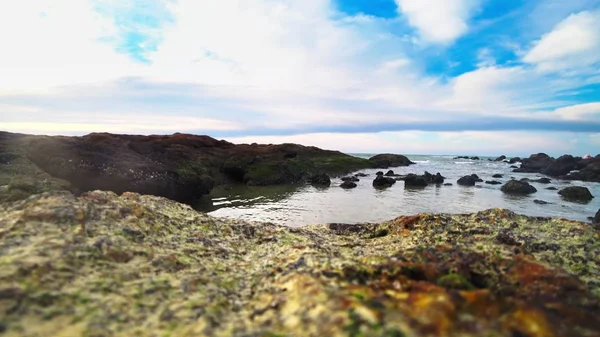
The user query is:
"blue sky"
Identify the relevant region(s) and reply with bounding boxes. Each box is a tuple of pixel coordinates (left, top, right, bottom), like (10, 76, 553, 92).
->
(1, 0, 599, 156)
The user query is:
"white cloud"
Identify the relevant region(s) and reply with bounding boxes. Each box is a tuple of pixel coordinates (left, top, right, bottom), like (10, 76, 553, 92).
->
(553, 102, 600, 120)
(395, 0, 482, 44)
(523, 10, 600, 72)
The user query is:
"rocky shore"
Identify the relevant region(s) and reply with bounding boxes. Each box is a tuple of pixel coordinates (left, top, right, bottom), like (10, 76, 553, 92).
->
(1, 191, 599, 336)
(0, 132, 414, 205)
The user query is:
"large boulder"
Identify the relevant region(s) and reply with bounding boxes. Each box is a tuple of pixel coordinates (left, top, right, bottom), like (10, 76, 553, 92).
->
(514, 153, 555, 173)
(508, 157, 521, 164)
(561, 157, 600, 183)
(309, 174, 331, 187)
(457, 175, 477, 186)
(424, 171, 445, 184)
(373, 176, 396, 188)
(494, 155, 506, 162)
(369, 154, 415, 168)
(541, 155, 581, 177)
(558, 186, 594, 202)
(340, 181, 358, 189)
(501, 180, 537, 195)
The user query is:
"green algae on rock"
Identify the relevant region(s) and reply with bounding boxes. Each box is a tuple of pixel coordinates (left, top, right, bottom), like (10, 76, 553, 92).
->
(1, 191, 599, 337)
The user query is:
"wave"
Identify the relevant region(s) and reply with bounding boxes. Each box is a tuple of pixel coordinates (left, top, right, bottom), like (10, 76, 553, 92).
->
(414, 160, 430, 164)
(454, 161, 474, 165)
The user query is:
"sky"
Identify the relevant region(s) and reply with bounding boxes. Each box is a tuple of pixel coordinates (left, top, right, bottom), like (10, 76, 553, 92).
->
(1, 0, 599, 156)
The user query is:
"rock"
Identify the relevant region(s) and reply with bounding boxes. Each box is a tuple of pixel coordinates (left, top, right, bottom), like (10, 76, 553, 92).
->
(376, 171, 384, 176)
(471, 174, 480, 180)
(560, 156, 600, 183)
(309, 174, 331, 187)
(541, 155, 581, 177)
(520, 178, 530, 182)
(470, 156, 480, 160)
(373, 176, 396, 188)
(531, 177, 552, 184)
(340, 181, 357, 189)
(510, 165, 519, 169)
(404, 174, 428, 187)
(443, 183, 453, 186)
(341, 176, 360, 182)
(494, 155, 506, 162)
(501, 180, 537, 195)
(514, 153, 554, 173)
(594, 209, 600, 224)
(369, 154, 414, 169)
(424, 171, 445, 184)
(492, 174, 503, 178)
(384, 170, 397, 177)
(457, 175, 477, 186)
(485, 180, 502, 185)
(354, 173, 368, 177)
(534, 200, 550, 205)
(558, 186, 594, 202)
(469, 174, 483, 183)
(546, 187, 558, 190)
(453, 156, 470, 160)
(509, 157, 521, 164)
(2, 192, 600, 336)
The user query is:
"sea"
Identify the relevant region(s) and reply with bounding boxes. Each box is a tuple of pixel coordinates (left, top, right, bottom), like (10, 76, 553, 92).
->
(198, 154, 600, 226)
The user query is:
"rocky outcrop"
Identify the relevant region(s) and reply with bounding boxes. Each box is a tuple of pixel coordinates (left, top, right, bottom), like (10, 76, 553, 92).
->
(561, 156, 600, 183)
(501, 180, 537, 195)
(0, 132, 375, 204)
(558, 186, 594, 202)
(403, 174, 428, 187)
(509, 157, 521, 164)
(309, 174, 331, 187)
(369, 154, 415, 168)
(1, 191, 599, 336)
(373, 176, 396, 188)
(384, 170, 399, 177)
(541, 155, 581, 177)
(594, 209, 600, 224)
(494, 155, 506, 162)
(485, 180, 502, 185)
(514, 153, 554, 173)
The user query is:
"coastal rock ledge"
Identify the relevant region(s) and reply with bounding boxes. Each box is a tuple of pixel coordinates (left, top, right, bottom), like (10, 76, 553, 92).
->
(1, 191, 599, 337)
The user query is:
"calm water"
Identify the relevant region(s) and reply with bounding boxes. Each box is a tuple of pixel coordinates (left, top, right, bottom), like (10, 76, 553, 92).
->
(200, 155, 600, 226)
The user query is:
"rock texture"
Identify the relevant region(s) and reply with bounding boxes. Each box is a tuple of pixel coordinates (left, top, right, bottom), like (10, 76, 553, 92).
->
(368, 154, 415, 169)
(0, 132, 374, 204)
(372, 176, 396, 188)
(0, 191, 599, 336)
(457, 175, 477, 186)
(513, 152, 600, 182)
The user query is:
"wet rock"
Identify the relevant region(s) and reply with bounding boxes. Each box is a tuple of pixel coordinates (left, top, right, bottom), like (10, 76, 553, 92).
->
(340, 181, 357, 189)
(546, 187, 558, 190)
(309, 174, 331, 187)
(594, 209, 600, 224)
(424, 171, 445, 184)
(542, 155, 581, 177)
(494, 155, 506, 162)
(531, 177, 552, 184)
(558, 186, 594, 202)
(485, 180, 502, 185)
(376, 171, 384, 176)
(443, 183, 453, 186)
(457, 175, 477, 186)
(341, 176, 360, 182)
(510, 165, 519, 169)
(534, 200, 551, 205)
(492, 174, 503, 178)
(508, 157, 521, 164)
(354, 173, 368, 177)
(501, 180, 537, 195)
(403, 174, 428, 187)
(384, 170, 397, 177)
(453, 156, 470, 160)
(372, 176, 396, 188)
(513, 153, 554, 173)
(369, 154, 414, 169)
(470, 156, 480, 160)
(560, 156, 600, 183)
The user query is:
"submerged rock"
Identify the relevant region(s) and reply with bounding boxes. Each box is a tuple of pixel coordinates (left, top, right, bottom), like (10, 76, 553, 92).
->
(531, 177, 552, 184)
(546, 186, 558, 190)
(457, 175, 477, 186)
(340, 181, 358, 189)
(485, 180, 502, 185)
(373, 176, 396, 188)
(384, 170, 398, 177)
(534, 199, 551, 205)
(1, 192, 599, 336)
(341, 176, 360, 182)
(369, 154, 415, 168)
(404, 174, 428, 187)
(501, 180, 537, 195)
(492, 174, 503, 178)
(558, 186, 594, 202)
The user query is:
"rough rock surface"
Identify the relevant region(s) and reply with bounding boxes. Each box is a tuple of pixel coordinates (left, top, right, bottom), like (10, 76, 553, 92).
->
(501, 180, 537, 195)
(558, 186, 595, 202)
(368, 154, 414, 169)
(403, 174, 428, 187)
(340, 181, 358, 189)
(309, 174, 331, 187)
(0, 191, 599, 336)
(0, 132, 374, 204)
(457, 175, 477, 186)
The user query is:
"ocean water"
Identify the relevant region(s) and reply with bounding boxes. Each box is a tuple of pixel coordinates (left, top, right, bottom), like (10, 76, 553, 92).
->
(200, 154, 600, 226)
